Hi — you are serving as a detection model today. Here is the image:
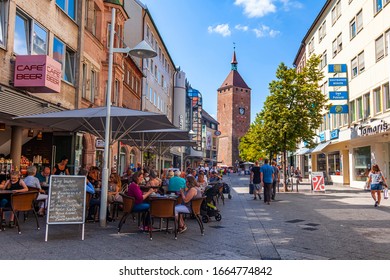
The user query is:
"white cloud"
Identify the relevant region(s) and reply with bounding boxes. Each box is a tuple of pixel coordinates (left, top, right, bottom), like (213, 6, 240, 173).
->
(235, 24, 249, 31)
(279, 0, 303, 11)
(253, 24, 280, 38)
(208, 24, 231, 37)
(234, 0, 276, 18)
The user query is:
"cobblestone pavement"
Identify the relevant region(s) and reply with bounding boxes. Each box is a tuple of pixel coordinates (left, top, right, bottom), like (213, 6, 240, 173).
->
(1, 174, 390, 260)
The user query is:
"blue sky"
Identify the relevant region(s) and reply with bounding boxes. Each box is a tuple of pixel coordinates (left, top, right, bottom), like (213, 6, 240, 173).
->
(140, 0, 325, 122)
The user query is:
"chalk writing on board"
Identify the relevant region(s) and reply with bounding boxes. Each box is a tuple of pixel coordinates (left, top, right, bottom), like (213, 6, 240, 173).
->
(47, 175, 86, 224)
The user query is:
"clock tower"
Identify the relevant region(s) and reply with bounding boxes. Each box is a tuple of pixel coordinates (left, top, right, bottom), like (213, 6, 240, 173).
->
(217, 50, 251, 167)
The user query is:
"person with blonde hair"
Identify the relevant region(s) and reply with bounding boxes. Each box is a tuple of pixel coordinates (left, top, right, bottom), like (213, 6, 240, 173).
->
(367, 164, 387, 207)
(0, 171, 28, 227)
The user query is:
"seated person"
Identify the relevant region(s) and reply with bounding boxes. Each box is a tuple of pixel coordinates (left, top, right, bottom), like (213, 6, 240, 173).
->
(107, 173, 122, 219)
(87, 167, 100, 188)
(121, 168, 133, 185)
(146, 170, 161, 187)
(35, 166, 51, 187)
(197, 172, 208, 192)
(23, 166, 48, 216)
(0, 171, 28, 227)
(175, 176, 202, 233)
(209, 171, 222, 183)
(127, 171, 156, 230)
(86, 179, 99, 222)
(168, 170, 186, 193)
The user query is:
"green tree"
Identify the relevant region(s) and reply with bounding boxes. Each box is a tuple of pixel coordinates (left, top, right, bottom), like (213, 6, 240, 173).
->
(240, 55, 328, 190)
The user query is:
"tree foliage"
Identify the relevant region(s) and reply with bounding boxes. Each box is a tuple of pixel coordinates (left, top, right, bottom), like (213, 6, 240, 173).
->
(239, 54, 329, 161)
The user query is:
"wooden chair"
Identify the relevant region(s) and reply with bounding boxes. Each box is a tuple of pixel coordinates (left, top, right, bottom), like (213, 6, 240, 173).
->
(117, 193, 135, 233)
(11, 191, 40, 234)
(148, 197, 177, 240)
(27, 187, 45, 213)
(111, 183, 128, 221)
(190, 197, 205, 236)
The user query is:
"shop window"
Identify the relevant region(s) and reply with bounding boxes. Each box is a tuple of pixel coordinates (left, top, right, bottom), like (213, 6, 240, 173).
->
(317, 153, 327, 172)
(53, 36, 76, 84)
(0, 0, 9, 48)
(14, 11, 48, 55)
(56, 0, 76, 21)
(354, 146, 371, 181)
(328, 152, 341, 175)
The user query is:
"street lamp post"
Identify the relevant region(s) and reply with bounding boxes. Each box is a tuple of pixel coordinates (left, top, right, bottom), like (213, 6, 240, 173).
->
(100, 8, 156, 227)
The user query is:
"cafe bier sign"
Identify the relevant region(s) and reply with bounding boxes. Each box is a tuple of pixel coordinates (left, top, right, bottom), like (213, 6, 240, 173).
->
(14, 55, 61, 93)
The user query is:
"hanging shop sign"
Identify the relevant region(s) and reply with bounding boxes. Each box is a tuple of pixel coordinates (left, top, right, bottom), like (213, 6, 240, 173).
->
(329, 77, 348, 87)
(330, 129, 339, 140)
(329, 91, 348, 100)
(14, 55, 61, 93)
(328, 64, 347, 73)
(330, 105, 349, 114)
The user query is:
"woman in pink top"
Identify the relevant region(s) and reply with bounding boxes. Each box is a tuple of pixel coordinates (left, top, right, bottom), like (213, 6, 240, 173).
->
(127, 172, 155, 230)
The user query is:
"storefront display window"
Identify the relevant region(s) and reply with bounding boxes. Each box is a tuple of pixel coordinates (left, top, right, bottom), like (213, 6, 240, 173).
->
(354, 146, 371, 181)
(328, 152, 341, 175)
(317, 153, 326, 172)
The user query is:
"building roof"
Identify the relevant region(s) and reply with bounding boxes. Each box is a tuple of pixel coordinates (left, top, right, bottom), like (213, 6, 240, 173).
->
(218, 70, 250, 90)
(202, 109, 219, 125)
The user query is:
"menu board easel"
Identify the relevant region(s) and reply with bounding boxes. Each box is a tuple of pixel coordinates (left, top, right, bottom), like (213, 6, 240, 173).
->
(45, 175, 86, 241)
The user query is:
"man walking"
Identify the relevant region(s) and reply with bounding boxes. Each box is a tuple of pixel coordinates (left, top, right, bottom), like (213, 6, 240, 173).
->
(261, 159, 274, 205)
(271, 161, 280, 200)
(250, 161, 261, 200)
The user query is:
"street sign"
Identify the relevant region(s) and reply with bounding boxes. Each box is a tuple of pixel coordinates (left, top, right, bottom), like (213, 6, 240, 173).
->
(329, 77, 348, 86)
(328, 64, 347, 73)
(311, 172, 325, 192)
(330, 105, 349, 114)
(329, 91, 348, 100)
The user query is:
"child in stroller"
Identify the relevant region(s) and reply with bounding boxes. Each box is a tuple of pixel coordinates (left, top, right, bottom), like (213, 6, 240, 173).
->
(201, 184, 222, 223)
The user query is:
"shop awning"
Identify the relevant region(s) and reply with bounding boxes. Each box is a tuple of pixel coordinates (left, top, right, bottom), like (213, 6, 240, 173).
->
(295, 148, 313, 155)
(311, 141, 331, 153)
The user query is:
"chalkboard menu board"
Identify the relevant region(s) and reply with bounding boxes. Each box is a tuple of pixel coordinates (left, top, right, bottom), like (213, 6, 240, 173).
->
(47, 175, 86, 224)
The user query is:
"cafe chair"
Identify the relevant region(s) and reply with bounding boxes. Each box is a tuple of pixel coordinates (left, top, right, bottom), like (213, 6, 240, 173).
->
(148, 197, 177, 241)
(117, 193, 135, 233)
(11, 191, 40, 234)
(177, 197, 205, 236)
(111, 183, 128, 221)
(27, 187, 46, 214)
(190, 197, 205, 236)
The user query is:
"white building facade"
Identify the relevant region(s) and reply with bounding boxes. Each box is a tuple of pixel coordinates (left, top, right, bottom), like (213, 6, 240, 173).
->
(294, 0, 390, 188)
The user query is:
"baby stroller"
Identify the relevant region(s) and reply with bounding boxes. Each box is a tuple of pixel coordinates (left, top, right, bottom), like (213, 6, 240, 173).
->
(201, 185, 222, 223)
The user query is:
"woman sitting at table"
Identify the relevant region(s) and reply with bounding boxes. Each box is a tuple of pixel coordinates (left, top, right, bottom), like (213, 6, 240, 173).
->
(175, 176, 202, 234)
(107, 173, 122, 219)
(23, 166, 48, 216)
(127, 171, 156, 230)
(0, 171, 28, 228)
(87, 167, 100, 188)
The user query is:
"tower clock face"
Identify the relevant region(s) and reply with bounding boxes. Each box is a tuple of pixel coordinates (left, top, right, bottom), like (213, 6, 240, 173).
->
(239, 107, 245, 115)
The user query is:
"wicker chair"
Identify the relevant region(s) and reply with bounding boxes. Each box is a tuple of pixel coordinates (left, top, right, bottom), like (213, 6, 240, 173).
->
(11, 191, 40, 234)
(148, 197, 177, 240)
(117, 193, 135, 233)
